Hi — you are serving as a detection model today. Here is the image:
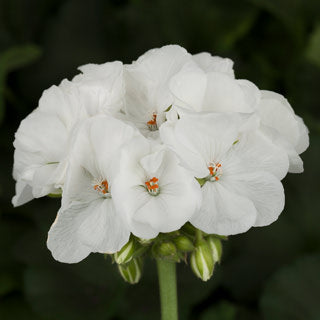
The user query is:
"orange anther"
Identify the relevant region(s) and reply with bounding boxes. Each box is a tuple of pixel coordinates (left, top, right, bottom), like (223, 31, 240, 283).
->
(93, 179, 109, 195)
(147, 114, 157, 125)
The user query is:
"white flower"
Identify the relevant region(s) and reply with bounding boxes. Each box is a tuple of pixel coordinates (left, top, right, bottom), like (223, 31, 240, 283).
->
(160, 112, 288, 235)
(47, 115, 139, 263)
(12, 80, 84, 206)
(169, 64, 260, 113)
(123, 45, 195, 138)
(193, 52, 235, 77)
(111, 140, 202, 239)
(72, 61, 124, 115)
(12, 62, 124, 207)
(256, 90, 309, 173)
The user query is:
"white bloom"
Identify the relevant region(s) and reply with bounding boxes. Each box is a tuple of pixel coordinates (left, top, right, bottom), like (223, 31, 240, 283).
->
(47, 115, 138, 263)
(169, 65, 260, 113)
(111, 140, 202, 239)
(12, 80, 84, 206)
(256, 90, 309, 173)
(12, 62, 124, 206)
(124, 45, 195, 138)
(160, 112, 288, 235)
(193, 52, 235, 77)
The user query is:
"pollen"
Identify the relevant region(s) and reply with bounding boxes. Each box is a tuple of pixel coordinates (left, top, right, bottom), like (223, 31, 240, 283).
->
(208, 162, 222, 182)
(93, 179, 109, 196)
(145, 176, 160, 196)
(147, 113, 158, 131)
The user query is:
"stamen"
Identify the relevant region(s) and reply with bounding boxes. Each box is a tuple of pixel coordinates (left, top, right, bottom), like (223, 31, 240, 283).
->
(145, 176, 160, 196)
(207, 162, 222, 182)
(93, 178, 110, 196)
(147, 113, 158, 131)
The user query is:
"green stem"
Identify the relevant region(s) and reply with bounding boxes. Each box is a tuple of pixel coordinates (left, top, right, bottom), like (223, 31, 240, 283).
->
(156, 259, 178, 320)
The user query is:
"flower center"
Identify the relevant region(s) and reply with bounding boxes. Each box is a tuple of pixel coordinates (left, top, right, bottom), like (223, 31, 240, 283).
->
(147, 113, 158, 131)
(93, 178, 110, 197)
(208, 162, 222, 181)
(145, 176, 160, 196)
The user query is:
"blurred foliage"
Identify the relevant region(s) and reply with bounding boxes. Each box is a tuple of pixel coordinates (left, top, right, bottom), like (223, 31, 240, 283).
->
(0, 0, 320, 319)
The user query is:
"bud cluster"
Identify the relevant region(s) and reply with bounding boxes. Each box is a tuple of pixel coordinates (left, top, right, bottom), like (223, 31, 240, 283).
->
(113, 223, 226, 284)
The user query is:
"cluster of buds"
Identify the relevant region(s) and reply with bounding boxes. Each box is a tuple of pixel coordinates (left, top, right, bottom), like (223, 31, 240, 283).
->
(113, 223, 225, 284)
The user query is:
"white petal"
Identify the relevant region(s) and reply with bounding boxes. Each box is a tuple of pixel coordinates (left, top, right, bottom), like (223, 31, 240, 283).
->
(169, 67, 207, 111)
(14, 110, 68, 161)
(258, 90, 308, 155)
(201, 72, 257, 113)
(47, 198, 129, 263)
(193, 52, 235, 77)
(223, 171, 285, 227)
(12, 180, 33, 207)
(78, 199, 130, 253)
(73, 61, 124, 115)
(190, 182, 257, 235)
(295, 115, 309, 154)
(225, 131, 289, 180)
(32, 163, 60, 198)
(259, 125, 304, 173)
(125, 45, 193, 115)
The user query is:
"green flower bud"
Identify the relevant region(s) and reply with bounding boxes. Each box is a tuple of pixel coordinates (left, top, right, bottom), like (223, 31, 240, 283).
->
(190, 239, 214, 282)
(207, 236, 222, 263)
(118, 257, 143, 284)
(157, 241, 177, 257)
(138, 238, 154, 246)
(114, 238, 135, 264)
(174, 235, 194, 252)
(152, 241, 180, 261)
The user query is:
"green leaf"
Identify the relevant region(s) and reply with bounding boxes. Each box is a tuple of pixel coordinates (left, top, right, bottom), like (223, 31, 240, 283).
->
(306, 24, 320, 68)
(0, 44, 42, 123)
(260, 254, 320, 320)
(0, 44, 42, 74)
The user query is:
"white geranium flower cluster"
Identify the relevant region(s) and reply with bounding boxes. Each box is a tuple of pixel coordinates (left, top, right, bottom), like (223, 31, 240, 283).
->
(12, 45, 309, 264)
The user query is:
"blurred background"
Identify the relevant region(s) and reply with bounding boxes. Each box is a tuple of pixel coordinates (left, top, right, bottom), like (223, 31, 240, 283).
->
(1, 0, 320, 319)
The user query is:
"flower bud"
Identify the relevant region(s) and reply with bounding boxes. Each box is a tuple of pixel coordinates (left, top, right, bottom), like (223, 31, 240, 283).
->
(118, 257, 143, 284)
(190, 239, 214, 281)
(207, 236, 222, 263)
(157, 241, 177, 257)
(138, 238, 154, 246)
(152, 241, 180, 261)
(114, 238, 135, 264)
(174, 235, 194, 252)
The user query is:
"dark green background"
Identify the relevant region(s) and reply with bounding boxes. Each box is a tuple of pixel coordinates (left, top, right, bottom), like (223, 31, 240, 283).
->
(1, 0, 320, 319)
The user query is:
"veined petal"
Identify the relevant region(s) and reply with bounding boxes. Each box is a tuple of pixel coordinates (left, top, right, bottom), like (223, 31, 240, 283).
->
(190, 182, 257, 235)
(78, 199, 130, 253)
(47, 198, 129, 263)
(223, 171, 285, 227)
(224, 131, 289, 180)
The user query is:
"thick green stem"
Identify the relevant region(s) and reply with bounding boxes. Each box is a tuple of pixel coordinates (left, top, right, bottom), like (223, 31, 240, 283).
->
(156, 259, 178, 320)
